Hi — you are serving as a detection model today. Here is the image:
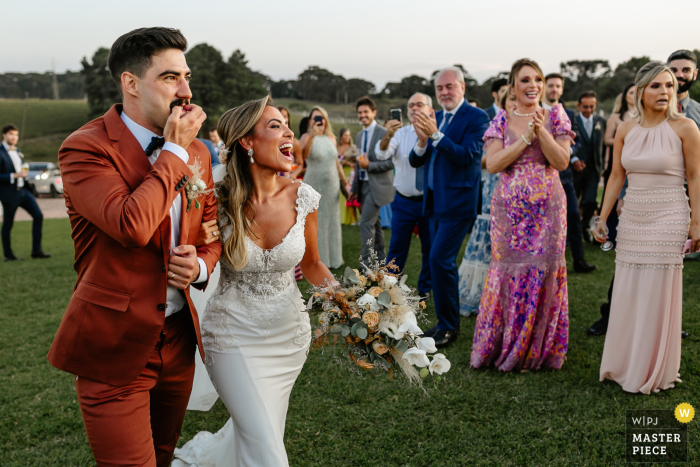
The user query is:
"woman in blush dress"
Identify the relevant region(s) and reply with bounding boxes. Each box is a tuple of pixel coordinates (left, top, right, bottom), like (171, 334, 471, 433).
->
(301, 106, 347, 269)
(173, 96, 334, 466)
(471, 59, 573, 372)
(595, 62, 700, 394)
(458, 91, 515, 316)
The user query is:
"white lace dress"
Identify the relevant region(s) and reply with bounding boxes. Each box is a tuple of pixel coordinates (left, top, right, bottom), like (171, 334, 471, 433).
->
(172, 182, 319, 467)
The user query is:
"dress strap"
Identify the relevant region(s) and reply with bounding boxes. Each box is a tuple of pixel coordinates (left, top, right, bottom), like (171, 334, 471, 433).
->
(294, 182, 321, 225)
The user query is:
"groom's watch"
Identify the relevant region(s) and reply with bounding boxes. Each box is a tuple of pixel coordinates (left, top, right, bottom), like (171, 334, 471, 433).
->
(430, 131, 441, 142)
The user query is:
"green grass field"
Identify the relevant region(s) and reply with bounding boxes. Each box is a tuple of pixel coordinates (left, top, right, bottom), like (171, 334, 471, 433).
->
(1, 219, 698, 466)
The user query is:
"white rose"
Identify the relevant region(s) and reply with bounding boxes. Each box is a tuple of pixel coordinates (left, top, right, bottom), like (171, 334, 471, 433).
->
(416, 337, 437, 354)
(429, 353, 451, 375)
(402, 348, 430, 368)
(380, 275, 398, 289)
(191, 184, 199, 192)
(397, 311, 422, 336)
(196, 179, 207, 190)
(356, 293, 379, 311)
(378, 320, 403, 339)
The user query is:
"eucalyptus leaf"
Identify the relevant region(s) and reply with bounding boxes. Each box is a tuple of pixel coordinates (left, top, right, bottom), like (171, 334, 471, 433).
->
(330, 324, 342, 334)
(369, 351, 376, 363)
(394, 339, 408, 353)
(341, 325, 351, 337)
(357, 327, 368, 339)
(344, 266, 360, 284)
(355, 320, 368, 330)
(375, 354, 389, 369)
(377, 291, 392, 307)
(400, 275, 408, 286)
(350, 317, 361, 324)
(420, 368, 429, 379)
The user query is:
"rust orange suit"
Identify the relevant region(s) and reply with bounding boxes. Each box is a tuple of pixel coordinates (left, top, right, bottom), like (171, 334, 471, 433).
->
(47, 104, 222, 466)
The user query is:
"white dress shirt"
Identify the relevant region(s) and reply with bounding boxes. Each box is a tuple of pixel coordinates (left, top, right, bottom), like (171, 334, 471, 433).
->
(120, 111, 208, 317)
(375, 124, 423, 197)
(413, 98, 465, 156)
(3, 141, 24, 188)
(358, 120, 378, 181)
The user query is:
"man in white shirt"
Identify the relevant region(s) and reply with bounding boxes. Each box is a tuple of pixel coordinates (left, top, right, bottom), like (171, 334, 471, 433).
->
(376, 93, 432, 297)
(0, 124, 50, 261)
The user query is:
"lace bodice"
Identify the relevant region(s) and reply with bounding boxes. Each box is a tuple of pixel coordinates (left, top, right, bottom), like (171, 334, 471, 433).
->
(202, 182, 320, 354)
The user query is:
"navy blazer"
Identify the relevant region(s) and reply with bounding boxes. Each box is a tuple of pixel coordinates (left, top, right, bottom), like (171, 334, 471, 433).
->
(484, 105, 498, 122)
(0, 144, 22, 202)
(558, 107, 579, 184)
(198, 138, 220, 167)
(574, 113, 606, 173)
(409, 103, 490, 220)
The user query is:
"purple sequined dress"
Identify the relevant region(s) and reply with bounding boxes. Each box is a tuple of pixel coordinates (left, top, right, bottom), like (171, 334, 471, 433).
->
(470, 105, 573, 371)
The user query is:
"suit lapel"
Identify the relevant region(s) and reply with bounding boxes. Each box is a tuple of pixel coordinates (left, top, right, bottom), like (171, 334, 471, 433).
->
(105, 105, 153, 181)
(577, 114, 590, 144)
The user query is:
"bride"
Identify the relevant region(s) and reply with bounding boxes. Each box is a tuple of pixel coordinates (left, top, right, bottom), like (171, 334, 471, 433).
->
(173, 96, 334, 466)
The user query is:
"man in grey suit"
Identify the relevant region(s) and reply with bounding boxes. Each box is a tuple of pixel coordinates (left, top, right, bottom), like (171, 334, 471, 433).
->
(349, 96, 393, 263)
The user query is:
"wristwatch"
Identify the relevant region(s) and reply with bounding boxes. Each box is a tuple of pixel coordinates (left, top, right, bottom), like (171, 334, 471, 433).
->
(430, 131, 441, 141)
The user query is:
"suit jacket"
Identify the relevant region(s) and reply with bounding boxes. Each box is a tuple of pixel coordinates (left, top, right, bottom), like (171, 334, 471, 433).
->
(575, 113, 606, 173)
(47, 104, 222, 386)
(558, 107, 579, 184)
(409, 103, 490, 220)
(198, 138, 220, 167)
(0, 144, 24, 202)
(484, 105, 498, 122)
(351, 124, 394, 206)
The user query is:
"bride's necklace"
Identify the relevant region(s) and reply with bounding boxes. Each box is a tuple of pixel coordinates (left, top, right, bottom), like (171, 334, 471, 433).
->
(514, 109, 538, 117)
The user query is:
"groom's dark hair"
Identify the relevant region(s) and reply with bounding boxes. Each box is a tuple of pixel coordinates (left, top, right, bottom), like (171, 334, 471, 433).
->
(108, 27, 188, 95)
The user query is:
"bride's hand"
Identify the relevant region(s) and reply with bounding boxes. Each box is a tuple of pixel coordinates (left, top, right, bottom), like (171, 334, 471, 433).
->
(196, 219, 219, 247)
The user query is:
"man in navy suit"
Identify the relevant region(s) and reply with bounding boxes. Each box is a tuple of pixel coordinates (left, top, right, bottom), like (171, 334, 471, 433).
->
(0, 124, 50, 261)
(410, 67, 489, 348)
(483, 78, 508, 121)
(543, 74, 596, 273)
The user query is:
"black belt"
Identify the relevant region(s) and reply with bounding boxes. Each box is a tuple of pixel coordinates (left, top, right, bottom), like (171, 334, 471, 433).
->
(397, 192, 423, 202)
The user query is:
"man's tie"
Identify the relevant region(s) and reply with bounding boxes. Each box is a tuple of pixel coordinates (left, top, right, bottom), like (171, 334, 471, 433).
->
(145, 136, 165, 157)
(360, 129, 369, 181)
(427, 113, 453, 191)
(415, 166, 424, 192)
(585, 118, 593, 138)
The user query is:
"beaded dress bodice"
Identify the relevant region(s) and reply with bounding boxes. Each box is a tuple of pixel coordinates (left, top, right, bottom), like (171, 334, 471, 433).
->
(201, 182, 320, 356)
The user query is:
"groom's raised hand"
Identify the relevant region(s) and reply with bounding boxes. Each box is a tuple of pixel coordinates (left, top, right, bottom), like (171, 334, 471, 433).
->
(164, 104, 207, 151)
(168, 244, 200, 289)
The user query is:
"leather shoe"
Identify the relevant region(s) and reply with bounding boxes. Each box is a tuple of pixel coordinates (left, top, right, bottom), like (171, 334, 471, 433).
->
(4, 255, 22, 262)
(31, 251, 51, 259)
(574, 259, 597, 273)
(433, 328, 460, 348)
(682, 331, 689, 339)
(587, 317, 607, 336)
(422, 325, 440, 338)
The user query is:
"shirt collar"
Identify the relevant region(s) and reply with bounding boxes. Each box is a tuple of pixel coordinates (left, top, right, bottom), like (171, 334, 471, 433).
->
(120, 111, 159, 152)
(580, 113, 592, 123)
(1, 141, 9, 151)
(680, 95, 690, 111)
(363, 120, 377, 133)
(492, 103, 500, 113)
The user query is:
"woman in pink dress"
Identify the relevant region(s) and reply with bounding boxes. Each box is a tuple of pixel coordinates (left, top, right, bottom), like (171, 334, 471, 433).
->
(594, 61, 700, 394)
(471, 59, 573, 372)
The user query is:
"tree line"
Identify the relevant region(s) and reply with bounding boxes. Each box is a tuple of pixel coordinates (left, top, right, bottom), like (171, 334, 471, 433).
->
(3, 45, 699, 118)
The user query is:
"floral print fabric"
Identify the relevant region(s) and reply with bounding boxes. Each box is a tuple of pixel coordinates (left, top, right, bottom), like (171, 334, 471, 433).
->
(470, 104, 572, 371)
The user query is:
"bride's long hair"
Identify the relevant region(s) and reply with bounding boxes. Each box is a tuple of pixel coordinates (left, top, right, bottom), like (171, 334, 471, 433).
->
(217, 95, 274, 269)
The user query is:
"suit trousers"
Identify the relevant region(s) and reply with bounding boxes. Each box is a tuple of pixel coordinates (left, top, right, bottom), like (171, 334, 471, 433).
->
(386, 193, 431, 295)
(75, 308, 197, 467)
(430, 216, 473, 331)
(359, 181, 386, 262)
(1, 187, 43, 257)
(573, 166, 600, 232)
(560, 171, 585, 262)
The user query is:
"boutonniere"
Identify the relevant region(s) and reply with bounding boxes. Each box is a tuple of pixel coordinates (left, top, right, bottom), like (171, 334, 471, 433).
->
(594, 122, 602, 131)
(184, 158, 214, 212)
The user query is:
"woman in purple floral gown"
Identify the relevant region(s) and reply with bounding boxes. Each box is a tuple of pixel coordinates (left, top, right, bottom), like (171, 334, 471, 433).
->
(471, 59, 574, 372)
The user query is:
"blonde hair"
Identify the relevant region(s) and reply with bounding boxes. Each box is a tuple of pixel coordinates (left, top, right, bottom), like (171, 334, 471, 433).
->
(634, 61, 683, 125)
(217, 95, 273, 269)
(508, 58, 545, 101)
(308, 106, 334, 139)
(611, 93, 623, 115)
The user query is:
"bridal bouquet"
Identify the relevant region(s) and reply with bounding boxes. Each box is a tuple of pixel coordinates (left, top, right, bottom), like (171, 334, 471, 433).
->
(307, 251, 451, 384)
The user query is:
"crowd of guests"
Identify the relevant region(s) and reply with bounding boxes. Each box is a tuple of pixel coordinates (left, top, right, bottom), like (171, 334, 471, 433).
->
(261, 50, 700, 396)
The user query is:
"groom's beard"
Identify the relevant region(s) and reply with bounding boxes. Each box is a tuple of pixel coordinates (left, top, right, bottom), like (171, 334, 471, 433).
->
(170, 98, 190, 110)
(677, 78, 695, 94)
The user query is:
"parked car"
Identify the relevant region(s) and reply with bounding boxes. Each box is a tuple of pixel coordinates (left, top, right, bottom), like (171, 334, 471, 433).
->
(24, 162, 63, 197)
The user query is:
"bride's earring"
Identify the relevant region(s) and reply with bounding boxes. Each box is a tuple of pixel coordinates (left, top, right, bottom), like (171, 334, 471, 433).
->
(248, 148, 254, 164)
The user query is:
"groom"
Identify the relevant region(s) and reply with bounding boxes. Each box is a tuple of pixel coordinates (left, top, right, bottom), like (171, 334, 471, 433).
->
(47, 27, 221, 466)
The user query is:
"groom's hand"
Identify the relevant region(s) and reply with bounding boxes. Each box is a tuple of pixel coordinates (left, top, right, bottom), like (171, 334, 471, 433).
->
(168, 244, 200, 289)
(164, 104, 207, 151)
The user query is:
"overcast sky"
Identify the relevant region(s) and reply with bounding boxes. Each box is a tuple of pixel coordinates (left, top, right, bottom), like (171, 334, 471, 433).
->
(3, 0, 699, 89)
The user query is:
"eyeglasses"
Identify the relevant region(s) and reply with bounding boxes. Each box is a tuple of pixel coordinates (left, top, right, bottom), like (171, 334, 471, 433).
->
(407, 103, 426, 109)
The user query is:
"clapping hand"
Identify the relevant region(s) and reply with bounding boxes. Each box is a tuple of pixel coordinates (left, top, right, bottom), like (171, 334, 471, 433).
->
(413, 110, 438, 139)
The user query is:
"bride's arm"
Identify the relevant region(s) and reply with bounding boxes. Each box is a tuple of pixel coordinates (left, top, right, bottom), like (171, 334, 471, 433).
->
(299, 210, 335, 286)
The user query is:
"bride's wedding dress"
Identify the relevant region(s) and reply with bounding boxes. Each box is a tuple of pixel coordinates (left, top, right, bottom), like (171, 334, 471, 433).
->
(173, 180, 319, 467)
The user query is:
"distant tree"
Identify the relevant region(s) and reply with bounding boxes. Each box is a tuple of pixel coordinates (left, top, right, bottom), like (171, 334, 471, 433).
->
(81, 47, 121, 118)
(294, 66, 347, 102)
(560, 59, 612, 101)
(380, 75, 432, 99)
(186, 43, 228, 118)
(222, 49, 269, 107)
(345, 78, 376, 103)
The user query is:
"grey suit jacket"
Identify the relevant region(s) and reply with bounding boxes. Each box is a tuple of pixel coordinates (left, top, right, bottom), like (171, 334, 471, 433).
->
(351, 124, 394, 207)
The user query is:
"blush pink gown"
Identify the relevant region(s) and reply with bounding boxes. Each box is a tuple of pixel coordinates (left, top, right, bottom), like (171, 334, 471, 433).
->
(599, 119, 689, 394)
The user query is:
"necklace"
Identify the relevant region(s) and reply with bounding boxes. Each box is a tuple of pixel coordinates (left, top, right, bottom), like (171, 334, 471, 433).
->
(513, 109, 538, 117)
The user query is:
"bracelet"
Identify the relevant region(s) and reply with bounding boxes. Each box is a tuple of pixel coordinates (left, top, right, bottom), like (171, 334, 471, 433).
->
(522, 135, 532, 145)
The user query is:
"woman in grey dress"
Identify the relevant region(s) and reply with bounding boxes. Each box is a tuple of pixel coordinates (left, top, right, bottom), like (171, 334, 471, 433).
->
(301, 106, 348, 268)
